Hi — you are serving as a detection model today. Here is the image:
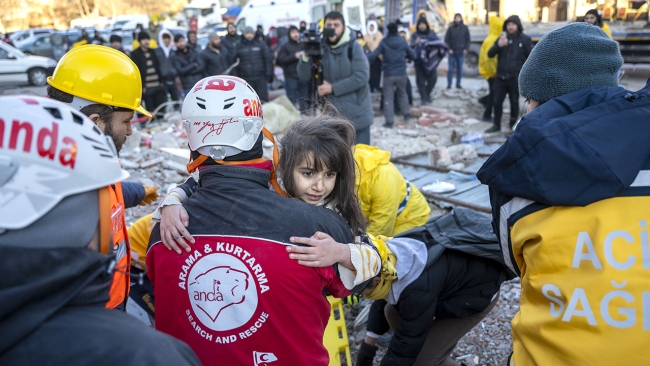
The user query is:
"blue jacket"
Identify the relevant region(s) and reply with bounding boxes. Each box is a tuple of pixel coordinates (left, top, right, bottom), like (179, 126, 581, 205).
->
(121, 182, 145, 208)
(367, 34, 415, 77)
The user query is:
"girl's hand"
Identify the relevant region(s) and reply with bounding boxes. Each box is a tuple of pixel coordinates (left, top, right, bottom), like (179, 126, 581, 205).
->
(287, 232, 353, 269)
(160, 205, 195, 253)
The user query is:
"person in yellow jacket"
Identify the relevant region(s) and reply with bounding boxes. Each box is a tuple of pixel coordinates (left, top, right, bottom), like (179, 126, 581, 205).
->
(126, 213, 157, 325)
(477, 16, 504, 122)
(584, 9, 612, 38)
(354, 144, 430, 237)
(477, 23, 650, 365)
(46, 45, 158, 310)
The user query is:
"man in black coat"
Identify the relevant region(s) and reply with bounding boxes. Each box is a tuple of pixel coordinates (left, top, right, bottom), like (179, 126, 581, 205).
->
(130, 31, 168, 118)
(276, 25, 307, 110)
(172, 34, 205, 95)
(221, 22, 239, 64)
(444, 13, 470, 89)
(234, 26, 273, 101)
(367, 23, 416, 128)
(200, 32, 229, 76)
(486, 15, 532, 133)
(154, 30, 181, 104)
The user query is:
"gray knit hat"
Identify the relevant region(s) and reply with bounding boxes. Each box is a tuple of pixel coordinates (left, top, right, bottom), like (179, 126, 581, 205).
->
(518, 22, 623, 103)
(244, 26, 255, 35)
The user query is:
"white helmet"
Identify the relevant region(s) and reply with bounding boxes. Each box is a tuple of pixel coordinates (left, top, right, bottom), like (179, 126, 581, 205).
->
(182, 76, 264, 159)
(0, 96, 129, 230)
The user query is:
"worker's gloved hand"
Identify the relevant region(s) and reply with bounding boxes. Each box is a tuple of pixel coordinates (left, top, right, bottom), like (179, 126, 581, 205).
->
(139, 185, 159, 206)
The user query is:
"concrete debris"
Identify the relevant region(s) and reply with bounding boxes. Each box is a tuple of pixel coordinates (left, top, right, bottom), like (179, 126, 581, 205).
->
(163, 171, 185, 183)
(428, 144, 477, 168)
(119, 159, 140, 169)
(159, 148, 191, 164)
(409, 107, 423, 118)
(139, 157, 165, 169)
(397, 129, 421, 137)
(151, 131, 180, 149)
(163, 160, 189, 175)
(123, 130, 143, 151)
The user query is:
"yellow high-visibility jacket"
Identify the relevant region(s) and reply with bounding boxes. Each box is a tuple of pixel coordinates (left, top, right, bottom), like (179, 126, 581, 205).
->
(478, 16, 504, 80)
(602, 22, 613, 39)
(128, 213, 155, 270)
(354, 144, 430, 237)
(477, 84, 650, 365)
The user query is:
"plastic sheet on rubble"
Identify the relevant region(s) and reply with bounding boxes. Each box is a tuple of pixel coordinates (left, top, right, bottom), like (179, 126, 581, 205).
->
(421, 180, 456, 194)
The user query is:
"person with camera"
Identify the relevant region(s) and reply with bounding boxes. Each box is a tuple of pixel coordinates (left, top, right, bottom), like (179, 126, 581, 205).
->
(234, 26, 274, 102)
(297, 11, 374, 145)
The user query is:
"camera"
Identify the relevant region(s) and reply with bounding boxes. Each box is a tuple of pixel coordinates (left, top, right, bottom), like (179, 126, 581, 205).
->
(302, 23, 335, 57)
(302, 23, 322, 57)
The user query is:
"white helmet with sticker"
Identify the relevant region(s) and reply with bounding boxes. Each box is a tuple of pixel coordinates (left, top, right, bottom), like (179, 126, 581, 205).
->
(0, 96, 128, 230)
(182, 76, 265, 159)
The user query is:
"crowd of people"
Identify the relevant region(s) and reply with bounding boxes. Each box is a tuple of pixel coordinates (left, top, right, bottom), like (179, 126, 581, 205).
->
(2, 7, 649, 366)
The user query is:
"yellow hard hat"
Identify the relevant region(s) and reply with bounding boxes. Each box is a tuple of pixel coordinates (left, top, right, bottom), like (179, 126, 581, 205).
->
(47, 45, 150, 117)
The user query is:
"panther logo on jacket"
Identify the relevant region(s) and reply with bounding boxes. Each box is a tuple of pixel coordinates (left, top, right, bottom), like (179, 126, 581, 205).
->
(190, 266, 250, 322)
(187, 251, 260, 331)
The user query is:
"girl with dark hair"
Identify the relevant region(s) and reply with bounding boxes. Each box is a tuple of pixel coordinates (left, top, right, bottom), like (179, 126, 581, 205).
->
(279, 114, 366, 236)
(157, 114, 380, 290)
(584, 9, 612, 38)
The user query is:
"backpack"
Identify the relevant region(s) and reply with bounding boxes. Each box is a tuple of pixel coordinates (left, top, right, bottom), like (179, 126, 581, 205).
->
(395, 207, 517, 280)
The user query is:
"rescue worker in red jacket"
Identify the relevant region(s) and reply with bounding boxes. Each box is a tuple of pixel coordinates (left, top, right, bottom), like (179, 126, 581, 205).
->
(46, 45, 159, 309)
(146, 76, 354, 365)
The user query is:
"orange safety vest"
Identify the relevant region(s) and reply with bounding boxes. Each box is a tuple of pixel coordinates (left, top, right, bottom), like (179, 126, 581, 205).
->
(106, 182, 131, 309)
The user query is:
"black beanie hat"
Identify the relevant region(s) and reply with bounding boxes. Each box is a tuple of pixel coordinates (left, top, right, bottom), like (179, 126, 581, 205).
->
(387, 23, 398, 34)
(137, 31, 150, 42)
(288, 25, 298, 33)
(417, 17, 429, 31)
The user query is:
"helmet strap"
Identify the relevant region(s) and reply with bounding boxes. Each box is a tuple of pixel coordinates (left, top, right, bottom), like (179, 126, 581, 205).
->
(186, 127, 289, 198)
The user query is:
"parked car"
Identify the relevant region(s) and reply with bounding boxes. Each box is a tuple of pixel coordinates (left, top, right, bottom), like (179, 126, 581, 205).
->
(17, 34, 54, 58)
(197, 34, 208, 50)
(199, 24, 227, 36)
(10, 29, 53, 47)
(0, 41, 57, 86)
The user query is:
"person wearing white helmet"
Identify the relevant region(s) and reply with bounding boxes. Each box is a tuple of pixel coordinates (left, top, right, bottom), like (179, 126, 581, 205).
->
(0, 96, 200, 366)
(46, 44, 159, 310)
(146, 76, 354, 366)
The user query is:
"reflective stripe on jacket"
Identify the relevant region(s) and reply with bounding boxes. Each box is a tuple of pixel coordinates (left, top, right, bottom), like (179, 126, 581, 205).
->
(106, 182, 131, 309)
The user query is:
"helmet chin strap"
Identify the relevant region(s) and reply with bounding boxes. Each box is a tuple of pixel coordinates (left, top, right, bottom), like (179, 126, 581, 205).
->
(186, 127, 289, 198)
